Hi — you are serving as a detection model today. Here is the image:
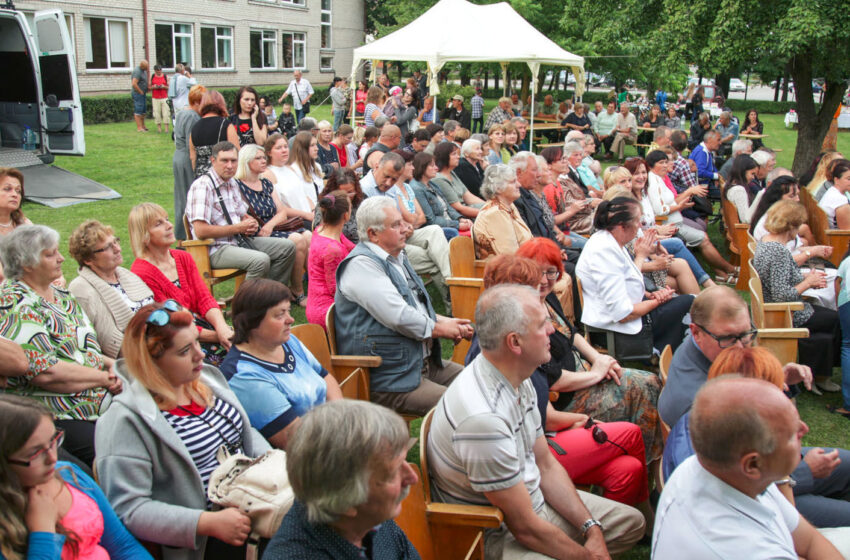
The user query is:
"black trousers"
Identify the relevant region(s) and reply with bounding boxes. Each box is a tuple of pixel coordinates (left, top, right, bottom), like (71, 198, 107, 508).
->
(798, 304, 841, 380)
(55, 419, 96, 468)
(649, 294, 695, 352)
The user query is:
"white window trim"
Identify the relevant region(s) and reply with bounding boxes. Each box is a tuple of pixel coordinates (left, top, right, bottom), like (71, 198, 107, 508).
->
(200, 25, 234, 70)
(249, 28, 277, 70)
(321, 0, 332, 50)
(281, 31, 306, 71)
(281, 0, 306, 6)
(155, 22, 194, 71)
(83, 16, 133, 72)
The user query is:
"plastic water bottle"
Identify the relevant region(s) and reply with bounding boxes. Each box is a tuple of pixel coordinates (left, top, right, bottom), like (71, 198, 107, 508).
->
(21, 126, 36, 150)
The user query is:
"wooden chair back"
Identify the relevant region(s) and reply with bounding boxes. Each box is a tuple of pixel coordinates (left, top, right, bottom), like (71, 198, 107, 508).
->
(799, 186, 850, 265)
(419, 408, 436, 502)
(290, 323, 371, 401)
(749, 277, 767, 329)
(659, 345, 672, 387)
(720, 198, 742, 259)
(747, 264, 803, 329)
(447, 277, 484, 364)
(325, 303, 338, 354)
(449, 236, 486, 278)
(396, 463, 438, 560)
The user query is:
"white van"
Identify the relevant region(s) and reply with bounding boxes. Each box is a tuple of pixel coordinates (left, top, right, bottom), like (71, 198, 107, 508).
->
(0, 7, 84, 165)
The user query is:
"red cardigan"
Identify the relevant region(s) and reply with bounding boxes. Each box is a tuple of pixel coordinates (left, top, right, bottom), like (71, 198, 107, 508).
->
(131, 249, 219, 320)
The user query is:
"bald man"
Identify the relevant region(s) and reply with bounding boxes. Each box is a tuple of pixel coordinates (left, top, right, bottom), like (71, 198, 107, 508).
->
(363, 124, 402, 173)
(654, 377, 841, 559)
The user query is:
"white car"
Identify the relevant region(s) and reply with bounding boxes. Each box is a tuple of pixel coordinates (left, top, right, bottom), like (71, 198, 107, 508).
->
(729, 78, 746, 92)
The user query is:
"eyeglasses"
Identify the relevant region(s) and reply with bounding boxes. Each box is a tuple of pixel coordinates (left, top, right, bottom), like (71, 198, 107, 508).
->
(146, 299, 181, 327)
(543, 269, 559, 280)
(694, 322, 758, 349)
(92, 237, 120, 254)
(8, 429, 64, 467)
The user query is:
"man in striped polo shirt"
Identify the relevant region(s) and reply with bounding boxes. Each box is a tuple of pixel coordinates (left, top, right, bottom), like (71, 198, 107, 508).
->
(427, 285, 645, 559)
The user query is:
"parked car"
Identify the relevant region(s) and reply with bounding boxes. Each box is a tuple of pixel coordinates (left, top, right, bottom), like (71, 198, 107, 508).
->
(729, 78, 746, 92)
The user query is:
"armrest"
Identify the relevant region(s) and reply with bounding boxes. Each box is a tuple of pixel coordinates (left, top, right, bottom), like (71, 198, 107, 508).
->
(446, 277, 484, 288)
(330, 355, 382, 368)
(757, 327, 810, 339)
(763, 302, 804, 311)
(426, 503, 504, 528)
(178, 239, 213, 247)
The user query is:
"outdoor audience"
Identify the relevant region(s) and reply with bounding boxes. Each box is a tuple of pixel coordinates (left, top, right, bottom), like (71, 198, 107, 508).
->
(306, 191, 353, 328)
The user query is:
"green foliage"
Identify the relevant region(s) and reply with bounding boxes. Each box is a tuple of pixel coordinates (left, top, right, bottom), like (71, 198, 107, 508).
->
(80, 85, 331, 125)
(724, 99, 819, 115)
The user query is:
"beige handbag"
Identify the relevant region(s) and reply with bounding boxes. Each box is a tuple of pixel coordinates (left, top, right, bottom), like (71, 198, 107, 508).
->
(207, 447, 294, 559)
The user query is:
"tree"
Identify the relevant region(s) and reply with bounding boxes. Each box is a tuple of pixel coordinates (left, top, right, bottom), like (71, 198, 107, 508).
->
(570, 0, 850, 174)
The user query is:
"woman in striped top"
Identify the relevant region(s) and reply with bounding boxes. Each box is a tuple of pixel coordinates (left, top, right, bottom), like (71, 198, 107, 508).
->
(94, 301, 270, 560)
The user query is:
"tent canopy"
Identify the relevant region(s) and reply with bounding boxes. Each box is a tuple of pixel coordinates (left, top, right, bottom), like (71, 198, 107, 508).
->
(350, 0, 585, 97)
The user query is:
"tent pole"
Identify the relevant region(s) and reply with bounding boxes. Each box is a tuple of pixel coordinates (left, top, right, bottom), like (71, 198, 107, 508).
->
(528, 63, 538, 153)
(500, 62, 508, 97)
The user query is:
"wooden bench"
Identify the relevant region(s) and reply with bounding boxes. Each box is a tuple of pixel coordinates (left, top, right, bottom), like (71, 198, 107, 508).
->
(449, 236, 486, 278)
(179, 215, 246, 303)
(446, 277, 484, 364)
(799, 187, 850, 266)
(720, 198, 751, 290)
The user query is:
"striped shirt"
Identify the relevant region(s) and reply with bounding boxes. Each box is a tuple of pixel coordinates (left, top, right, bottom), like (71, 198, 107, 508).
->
(162, 398, 244, 492)
(427, 354, 544, 512)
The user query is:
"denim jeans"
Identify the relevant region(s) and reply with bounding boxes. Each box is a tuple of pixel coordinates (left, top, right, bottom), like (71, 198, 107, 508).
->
(295, 107, 306, 122)
(838, 302, 850, 408)
(442, 227, 459, 240)
(660, 237, 710, 285)
(332, 110, 346, 131)
(567, 232, 588, 250)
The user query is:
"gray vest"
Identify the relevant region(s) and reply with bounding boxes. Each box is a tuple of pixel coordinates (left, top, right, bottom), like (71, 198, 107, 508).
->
(334, 243, 437, 393)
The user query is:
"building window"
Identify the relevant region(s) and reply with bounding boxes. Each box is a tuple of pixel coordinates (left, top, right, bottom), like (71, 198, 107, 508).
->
(321, 0, 331, 49)
(282, 0, 306, 5)
(155, 23, 192, 70)
(250, 30, 276, 69)
(321, 56, 333, 71)
(84, 17, 130, 70)
(201, 26, 233, 69)
(281, 32, 306, 70)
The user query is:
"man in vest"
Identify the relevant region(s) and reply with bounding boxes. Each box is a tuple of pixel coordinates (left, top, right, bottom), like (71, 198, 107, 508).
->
(335, 197, 473, 416)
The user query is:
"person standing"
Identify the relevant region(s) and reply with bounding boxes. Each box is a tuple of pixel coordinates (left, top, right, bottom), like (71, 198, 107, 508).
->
(172, 66, 197, 113)
(131, 60, 149, 132)
(329, 76, 349, 132)
(279, 70, 314, 123)
(150, 65, 170, 134)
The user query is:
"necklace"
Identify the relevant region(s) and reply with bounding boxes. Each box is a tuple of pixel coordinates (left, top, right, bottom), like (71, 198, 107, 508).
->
(0, 221, 13, 228)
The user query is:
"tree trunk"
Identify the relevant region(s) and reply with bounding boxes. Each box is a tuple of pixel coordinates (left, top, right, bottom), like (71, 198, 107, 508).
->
(774, 74, 781, 102)
(788, 53, 845, 176)
(714, 72, 730, 101)
(397, 62, 403, 85)
(781, 63, 790, 102)
(484, 68, 489, 91)
(460, 64, 470, 86)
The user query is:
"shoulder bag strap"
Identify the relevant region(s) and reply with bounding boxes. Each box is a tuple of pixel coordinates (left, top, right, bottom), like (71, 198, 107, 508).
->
(208, 173, 236, 226)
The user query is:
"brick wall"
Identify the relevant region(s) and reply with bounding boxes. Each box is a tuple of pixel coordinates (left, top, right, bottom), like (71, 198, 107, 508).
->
(16, 0, 364, 96)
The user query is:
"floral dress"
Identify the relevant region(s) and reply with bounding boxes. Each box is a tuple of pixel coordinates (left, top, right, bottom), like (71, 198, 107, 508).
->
(545, 301, 663, 463)
(239, 178, 305, 238)
(0, 281, 106, 420)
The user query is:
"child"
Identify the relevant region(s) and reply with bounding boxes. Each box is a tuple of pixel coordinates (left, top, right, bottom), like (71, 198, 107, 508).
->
(260, 95, 279, 133)
(278, 103, 297, 138)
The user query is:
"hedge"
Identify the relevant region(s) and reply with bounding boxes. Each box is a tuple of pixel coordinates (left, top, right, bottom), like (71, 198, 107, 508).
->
(81, 82, 812, 124)
(81, 84, 331, 125)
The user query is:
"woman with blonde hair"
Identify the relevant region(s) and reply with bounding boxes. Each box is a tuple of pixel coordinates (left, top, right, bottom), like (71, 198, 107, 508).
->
(603, 165, 633, 192)
(129, 203, 234, 366)
(755, 200, 840, 392)
(236, 143, 310, 305)
(0, 395, 152, 560)
(486, 123, 506, 166)
(804, 150, 844, 196)
(95, 302, 270, 560)
(363, 85, 385, 127)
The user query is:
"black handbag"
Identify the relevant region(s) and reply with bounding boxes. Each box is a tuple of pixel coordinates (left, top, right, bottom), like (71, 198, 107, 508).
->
(611, 314, 654, 362)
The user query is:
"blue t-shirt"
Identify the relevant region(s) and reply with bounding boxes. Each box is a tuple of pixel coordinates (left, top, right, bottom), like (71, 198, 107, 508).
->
(838, 256, 850, 308)
(220, 335, 328, 438)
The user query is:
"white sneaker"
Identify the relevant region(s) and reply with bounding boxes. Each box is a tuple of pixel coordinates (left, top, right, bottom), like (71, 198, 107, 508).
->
(816, 380, 841, 393)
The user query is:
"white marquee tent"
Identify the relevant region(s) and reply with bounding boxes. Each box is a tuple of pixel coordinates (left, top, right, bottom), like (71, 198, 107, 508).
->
(349, 0, 585, 148)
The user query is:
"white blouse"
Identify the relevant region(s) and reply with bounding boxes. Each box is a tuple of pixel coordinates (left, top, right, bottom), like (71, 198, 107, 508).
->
(271, 164, 322, 214)
(646, 172, 683, 225)
(575, 230, 645, 334)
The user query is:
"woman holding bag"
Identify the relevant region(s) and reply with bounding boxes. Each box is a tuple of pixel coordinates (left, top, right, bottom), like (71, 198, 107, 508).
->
(95, 301, 271, 560)
(235, 144, 310, 306)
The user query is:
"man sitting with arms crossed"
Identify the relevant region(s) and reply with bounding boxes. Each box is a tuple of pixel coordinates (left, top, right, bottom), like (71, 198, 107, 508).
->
(485, 97, 516, 132)
(654, 376, 841, 559)
(335, 197, 473, 416)
(428, 284, 645, 560)
(186, 141, 295, 285)
(658, 286, 850, 529)
(263, 400, 420, 559)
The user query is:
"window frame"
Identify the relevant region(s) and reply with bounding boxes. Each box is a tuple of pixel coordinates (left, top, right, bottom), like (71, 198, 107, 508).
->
(154, 22, 193, 71)
(320, 0, 332, 50)
(280, 31, 306, 71)
(200, 25, 234, 70)
(281, 0, 306, 5)
(249, 28, 277, 70)
(83, 16, 132, 72)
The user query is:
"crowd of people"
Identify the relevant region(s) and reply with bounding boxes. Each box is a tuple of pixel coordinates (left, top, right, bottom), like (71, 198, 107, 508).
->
(1, 68, 849, 560)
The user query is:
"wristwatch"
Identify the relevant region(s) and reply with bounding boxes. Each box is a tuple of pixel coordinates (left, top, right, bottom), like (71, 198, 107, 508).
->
(581, 518, 603, 536)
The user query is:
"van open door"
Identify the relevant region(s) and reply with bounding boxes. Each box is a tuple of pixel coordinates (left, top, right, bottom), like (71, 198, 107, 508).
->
(32, 9, 85, 156)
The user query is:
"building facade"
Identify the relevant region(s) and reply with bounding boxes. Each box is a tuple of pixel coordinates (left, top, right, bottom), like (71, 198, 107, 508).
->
(16, 0, 364, 95)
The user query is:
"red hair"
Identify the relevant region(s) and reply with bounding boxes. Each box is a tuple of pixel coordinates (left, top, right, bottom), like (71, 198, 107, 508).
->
(482, 255, 542, 289)
(516, 238, 563, 280)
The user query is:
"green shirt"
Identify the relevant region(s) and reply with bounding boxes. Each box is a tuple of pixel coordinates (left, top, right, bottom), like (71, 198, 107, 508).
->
(0, 280, 106, 420)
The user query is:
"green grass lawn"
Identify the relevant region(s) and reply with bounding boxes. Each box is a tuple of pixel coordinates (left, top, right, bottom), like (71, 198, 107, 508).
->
(24, 107, 850, 560)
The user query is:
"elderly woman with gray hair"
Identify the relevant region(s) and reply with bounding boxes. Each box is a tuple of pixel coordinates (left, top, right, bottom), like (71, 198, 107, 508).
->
(454, 138, 488, 199)
(263, 400, 419, 558)
(559, 141, 600, 236)
(68, 220, 154, 359)
(472, 164, 533, 259)
(0, 225, 122, 467)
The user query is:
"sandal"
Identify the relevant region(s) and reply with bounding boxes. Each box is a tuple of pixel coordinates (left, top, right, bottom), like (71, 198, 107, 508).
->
(716, 274, 737, 286)
(827, 404, 850, 419)
(292, 293, 307, 307)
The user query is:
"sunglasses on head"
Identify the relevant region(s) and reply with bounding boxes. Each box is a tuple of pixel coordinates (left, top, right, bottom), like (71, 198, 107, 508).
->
(146, 299, 181, 327)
